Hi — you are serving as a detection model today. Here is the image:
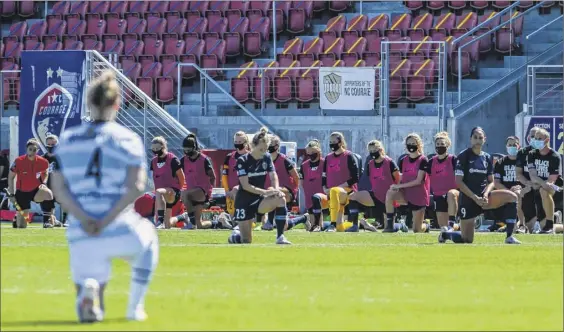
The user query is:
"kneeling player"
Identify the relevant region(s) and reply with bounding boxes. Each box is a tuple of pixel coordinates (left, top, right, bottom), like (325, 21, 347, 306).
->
(427, 132, 459, 230)
(229, 127, 291, 244)
(134, 192, 188, 228)
(440, 127, 520, 244)
(385, 133, 430, 233)
(8, 139, 55, 228)
(348, 140, 400, 232)
(222, 131, 249, 216)
(299, 140, 327, 231)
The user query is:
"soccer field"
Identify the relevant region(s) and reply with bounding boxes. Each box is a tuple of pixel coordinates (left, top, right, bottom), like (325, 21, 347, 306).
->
(1, 227, 562, 331)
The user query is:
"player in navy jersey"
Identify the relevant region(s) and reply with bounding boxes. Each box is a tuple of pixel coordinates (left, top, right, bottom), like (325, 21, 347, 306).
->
(229, 127, 291, 245)
(527, 128, 561, 234)
(439, 127, 520, 244)
(493, 136, 527, 233)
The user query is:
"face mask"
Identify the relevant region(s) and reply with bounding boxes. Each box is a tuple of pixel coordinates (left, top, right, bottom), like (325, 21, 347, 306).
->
(406, 144, 418, 153)
(506, 146, 518, 156)
(370, 151, 380, 159)
(307, 153, 318, 161)
(329, 143, 340, 152)
(184, 148, 195, 156)
(528, 138, 536, 147)
(435, 146, 447, 155)
(268, 145, 277, 153)
(533, 139, 545, 149)
(152, 149, 164, 157)
(46, 146, 55, 154)
(234, 143, 245, 150)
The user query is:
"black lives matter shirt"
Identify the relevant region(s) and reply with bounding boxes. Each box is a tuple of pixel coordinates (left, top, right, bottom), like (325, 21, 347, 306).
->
(515, 146, 533, 180)
(494, 156, 519, 188)
(526, 148, 561, 181)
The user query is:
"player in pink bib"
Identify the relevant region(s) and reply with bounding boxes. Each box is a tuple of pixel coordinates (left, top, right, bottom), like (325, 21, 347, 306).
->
(222, 131, 249, 216)
(385, 133, 431, 233)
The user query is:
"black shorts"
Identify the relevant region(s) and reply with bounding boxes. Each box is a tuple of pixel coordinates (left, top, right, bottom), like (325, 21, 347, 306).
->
(458, 193, 483, 220)
(369, 191, 387, 216)
(483, 205, 505, 221)
(521, 189, 546, 222)
(15, 187, 40, 211)
(407, 202, 426, 211)
(283, 186, 295, 203)
(433, 194, 449, 213)
(166, 188, 181, 209)
(234, 192, 264, 222)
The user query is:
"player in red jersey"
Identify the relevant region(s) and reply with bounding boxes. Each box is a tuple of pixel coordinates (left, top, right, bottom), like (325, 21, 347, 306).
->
(134, 192, 189, 228)
(7, 138, 55, 228)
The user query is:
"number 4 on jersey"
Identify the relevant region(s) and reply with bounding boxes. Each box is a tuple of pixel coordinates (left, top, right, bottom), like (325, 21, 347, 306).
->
(85, 148, 103, 187)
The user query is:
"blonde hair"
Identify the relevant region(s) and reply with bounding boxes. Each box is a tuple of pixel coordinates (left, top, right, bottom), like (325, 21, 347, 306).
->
(88, 70, 120, 111)
(329, 132, 347, 149)
(306, 139, 322, 153)
(405, 133, 424, 154)
(269, 134, 281, 147)
(151, 136, 167, 148)
(536, 128, 550, 139)
(252, 127, 271, 147)
(434, 131, 451, 147)
(367, 139, 386, 156)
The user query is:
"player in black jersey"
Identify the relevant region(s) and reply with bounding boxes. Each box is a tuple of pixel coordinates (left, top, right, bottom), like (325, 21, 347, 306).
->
(439, 127, 521, 244)
(229, 127, 291, 245)
(493, 136, 527, 232)
(515, 126, 545, 230)
(527, 128, 561, 234)
(43, 134, 65, 227)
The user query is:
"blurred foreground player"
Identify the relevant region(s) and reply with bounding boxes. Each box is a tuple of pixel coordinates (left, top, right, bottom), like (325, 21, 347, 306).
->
(7, 138, 55, 228)
(50, 71, 158, 323)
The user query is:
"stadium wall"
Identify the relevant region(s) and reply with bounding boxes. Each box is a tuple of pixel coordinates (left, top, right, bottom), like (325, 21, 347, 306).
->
(184, 115, 441, 160)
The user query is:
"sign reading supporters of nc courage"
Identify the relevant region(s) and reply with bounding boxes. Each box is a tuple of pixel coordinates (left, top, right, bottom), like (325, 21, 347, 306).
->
(319, 67, 376, 110)
(19, 51, 86, 155)
(524, 116, 564, 154)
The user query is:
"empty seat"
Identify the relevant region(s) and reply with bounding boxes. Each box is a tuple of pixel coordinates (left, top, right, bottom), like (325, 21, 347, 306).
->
(85, 17, 107, 40)
(288, 0, 313, 34)
(343, 37, 367, 60)
(166, 1, 189, 14)
(296, 59, 322, 102)
(205, 1, 228, 15)
(156, 58, 179, 103)
(106, 15, 128, 38)
(389, 58, 411, 102)
(2, 39, 21, 62)
(518, 1, 534, 9)
(201, 39, 226, 78)
(164, 15, 187, 38)
(108, 1, 128, 17)
(388, 35, 411, 56)
(69, 1, 88, 18)
(148, 1, 169, 16)
(386, 13, 412, 37)
(51, 1, 70, 16)
(492, 1, 511, 9)
(137, 61, 162, 98)
(163, 39, 185, 59)
(297, 37, 324, 62)
(46, 17, 68, 40)
(408, 35, 433, 60)
(404, 1, 424, 11)
(103, 39, 124, 54)
(430, 12, 455, 40)
(186, 12, 208, 36)
(274, 60, 301, 103)
(63, 39, 84, 50)
(427, 1, 446, 10)
(225, 17, 249, 57)
(142, 34, 164, 60)
(90, 1, 110, 16)
(267, 1, 291, 34)
(342, 14, 368, 42)
(83, 35, 103, 51)
(126, 16, 148, 37)
(495, 27, 515, 54)
(319, 37, 344, 64)
(277, 38, 303, 62)
(128, 1, 149, 16)
(364, 14, 389, 38)
(252, 61, 279, 102)
(18, 0, 35, 17)
(320, 15, 346, 39)
(471, 1, 489, 10)
(476, 11, 500, 53)
(229, 1, 250, 15)
(250, 1, 271, 15)
(407, 59, 435, 102)
(329, 1, 350, 13)
(501, 11, 523, 37)
(452, 12, 477, 35)
(313, 1, 326, 12)
(146, 15, 167, 37)
(364, 36, 387, 63)
(121, 58, 141, 81)
(449, 1, 467, 10)
(65, 14, 87, 38)
(27, 20, 48, 41)
(8, 22, 27, 41)
(205, 15, 227, 39)
(408, 13, 432, 37)
(44, 39, 63, 51)
(23, 39, 44, 51)
(244, 16, 270, 58)
(231, 61, 258, 102)
(123, 38, 144, 57)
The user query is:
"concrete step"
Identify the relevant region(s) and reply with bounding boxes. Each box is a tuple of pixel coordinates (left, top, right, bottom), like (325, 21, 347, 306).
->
(503, 55, 528, 68)
(478, 67, 511, 79)
(524, 42, 557, 54)
(447, 91, 476, 103)
(460, 79, 497, 92)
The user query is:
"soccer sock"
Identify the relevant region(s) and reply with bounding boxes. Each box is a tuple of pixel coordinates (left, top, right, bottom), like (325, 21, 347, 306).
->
(448, 215, 456, 228)
(188, 212, 196, 225)
(156, 210, 164, 225)
(312, 195, 322, 228)
(442, 231, 464, 243)
(62, 211, 68, 223)
(329, 187, 341, 222)
(40, 199, 55, 224)
(545, 219, 554, 229)
(312, 210, 321, 228)
(386, 213, 394, 230)
(128, 243, 157, 314)
(211, 219, 219, 229)
(175, 212, 187, 222)
(274, 206, 287, 238)
(287, 215, 307, 230)
(348, 200, 360, 226)
(504, 202, 518, 238)
(267, 211, 275, 225)
(256, 213, 264, 224)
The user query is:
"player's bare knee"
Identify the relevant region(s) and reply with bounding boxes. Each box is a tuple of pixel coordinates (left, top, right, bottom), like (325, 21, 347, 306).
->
(447, 190, 457, 200)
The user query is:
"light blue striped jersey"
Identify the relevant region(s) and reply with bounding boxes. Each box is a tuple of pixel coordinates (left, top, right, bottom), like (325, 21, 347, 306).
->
(56, 121, 146, 239)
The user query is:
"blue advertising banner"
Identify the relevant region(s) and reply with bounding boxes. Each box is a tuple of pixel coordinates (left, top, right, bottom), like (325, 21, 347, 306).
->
(19, 51, 86, 155)
(524, 116, 564, 154)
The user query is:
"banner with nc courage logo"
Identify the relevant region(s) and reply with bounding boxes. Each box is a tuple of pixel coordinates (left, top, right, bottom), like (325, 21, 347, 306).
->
(19, 50, 86, 155)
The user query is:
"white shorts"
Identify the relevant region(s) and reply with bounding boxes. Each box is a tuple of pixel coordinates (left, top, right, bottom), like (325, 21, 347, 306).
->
(68, 220, 158, 285)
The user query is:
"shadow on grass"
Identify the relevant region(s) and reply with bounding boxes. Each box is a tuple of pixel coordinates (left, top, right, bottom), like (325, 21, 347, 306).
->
(2, 317, 128, 327)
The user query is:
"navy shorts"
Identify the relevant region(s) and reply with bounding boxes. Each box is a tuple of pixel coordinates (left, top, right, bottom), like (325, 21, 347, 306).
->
(369, 192, 387, 216)
(433, 194, 449, 213)
(234, 192, 264, 222)
(458, 193, 483, 220)
(522, 189, 545, 222)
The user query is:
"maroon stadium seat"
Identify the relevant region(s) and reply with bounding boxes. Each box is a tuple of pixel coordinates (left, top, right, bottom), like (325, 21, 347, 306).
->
(386, 13, 411, 37)
(44, 39, 63, 51)
(204, 15, 227, 40)
(313, 1, 326, 12)
(231, 61, 258, 102)
(278, 38, 303, 62)
(288, 0, 314, 34)
(1, 39, 21, 63)
(146, 15, 167, 37)
(404, 1, 424, 11)
(267, 1, 291, 34)
(320, 15, 346, 39)
(449, 1, 467, 10)
(3, 78, 10, 104)
(387, 35, 410, 57)
(186, 12, 208, 37)
(225, 17, 249, 57)
(252, 61, 279, 102)
(454, 35, 479, 63)
(205, 1, 227, 16)
(7, 22, 27, 41)
(329, 1, 350, 13)
(364, 36, 386, 64)
(108, 1, 129, 17)
(156, 59, 179, 103)
(244, 16, 270, 58)
(226, 9, 242, 27)
(452, 12, 477, 36)
(137, 61, 162, 98)
(83, 35, 103, 51)
(85, 17, 107, 40)
(318, 37, 344, 64)
(129, 1, 149, 16)
(51, 1, 70, 16)
(475, 12, 499, 53)
(166, 1, 188, 15)
(0, 1, 16, 17)
(189, 0, 209, 13)
(90, 1, 110, 16)
(296, 59, 322, 102)
(471, 1, 489, 10)
(201, 39, 226, 78)
(103, 39, 124, 54)
(407, 58, 435, 102)
(501, 11, 523, 37)
(63, 39, 84, 50)
(148, 1, 169, 17)
(179, 52, 199, 80)
(342, 36, 367, 61)
(297, 37, 324, 63)
(123, 37, 144, 57)
(69, 1, 88, 18)
(164, 15, 187, 39)
(518, 1, 534, 9)
(492, 1, 510, 9)
(408, 13, 432, 36)
(430, 12, 455, 40)
(451, 50, 471, 77)
(23, 39, 44, 51)
(344, 14, 368, 38)
(389, 59, 411, 102)
(105, 14, 128, 38)
(427, 1, 446, 11)
(364, 14, 389, 38)
(495, 27, 514, 54)
(18, 0, 35, 17)
(250, 1, 271, 15)
(163, 39, 185, 59)
(65, 14, 86, 38)
(142, 34, 164, 60)
(274, 60, 300, 103)
(229, 1, 249, 15)
(125, 16, 148, 37)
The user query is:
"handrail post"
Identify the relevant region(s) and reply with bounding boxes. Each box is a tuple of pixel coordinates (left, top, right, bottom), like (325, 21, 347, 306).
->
(531, 67, 536, 115)
(176, 65, 181, 121)
(260, 70, 265, 114)
(360, 0, 363, 15)
(457, 48, 462, 104)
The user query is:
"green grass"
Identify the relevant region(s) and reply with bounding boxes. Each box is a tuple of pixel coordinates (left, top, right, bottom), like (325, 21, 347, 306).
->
(1, 226, 563, 331)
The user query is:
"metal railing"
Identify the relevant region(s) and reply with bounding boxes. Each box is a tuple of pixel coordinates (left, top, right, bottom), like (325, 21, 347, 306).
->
(525, 14, 563, 40)
(0, 70, 21, 119)
(85, 51, 199, 159)
(455, 0, 551, 103)
(527, 65, 563, 115)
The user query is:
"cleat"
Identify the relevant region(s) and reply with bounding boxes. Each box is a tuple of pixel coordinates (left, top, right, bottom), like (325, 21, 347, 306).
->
(497, 225, 507, 233)
(438, 230, 446, 243)
(311, 225, 321, 232)
(156, 223, 165, 229)
(345, 224, 359, 232)
(53, 219, 62, 227)
(77, 278, 103, 323)
(62, 222, 69, 228)
(505, 236, 521, 244)
(532, 221, 541, 234)
(360, 219, 378, 232)
(516, 225, 528, 234)
(127, 307, 147, 322)
(400, 222, 409, 233)
(217, 212, 233, 230)
(261, 222, 274, 231)
(43, 222, 53, 229)
(325, 225, 336, 232)
(539, 228, 554, 234)
(423, 222, 430, 233)
(304, 213, 312, 231)
(276, 235, 291, 245)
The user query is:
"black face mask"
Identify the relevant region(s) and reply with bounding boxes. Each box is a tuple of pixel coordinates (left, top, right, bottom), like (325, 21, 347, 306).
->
(234, 143, 245, 150)
(406, 144, 418, 153)
(435, 146, 447, 155)
(370, 151, 380, 159)
(307, 153, 318, 161)
(184, 148, 196, 157)
(152, 149, 164, 157)
(268, 145, 278, 153)
(329, 143, 340, 152)
(46, 146, 55, 154)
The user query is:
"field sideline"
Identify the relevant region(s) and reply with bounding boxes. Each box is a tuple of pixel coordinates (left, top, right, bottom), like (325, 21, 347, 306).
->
(1, 226, 562, 331)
